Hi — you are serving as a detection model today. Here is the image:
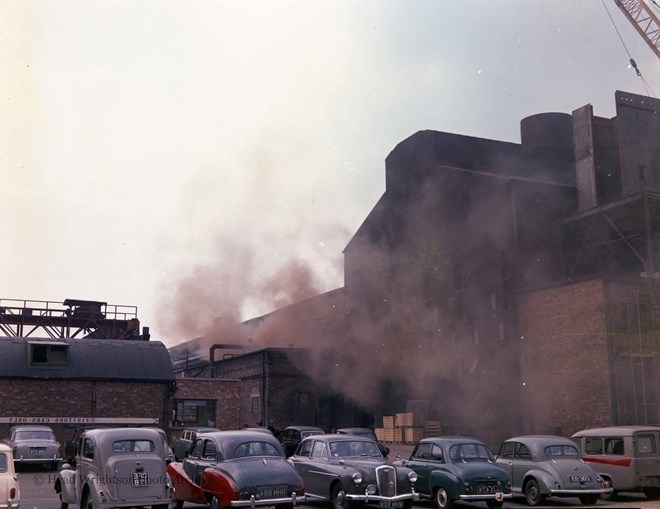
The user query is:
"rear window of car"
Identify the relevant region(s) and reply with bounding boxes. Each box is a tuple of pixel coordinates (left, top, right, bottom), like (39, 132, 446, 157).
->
(544, 445, 579, 457)
(637, 434, 657, 454)
(0, 453, 6, 472)
(449, 443, 493, 461)
(112, 440, 155, 453)
(301, 431, 323, 438)
(234, 441, 281, 458)
(15, 430, 55, 441)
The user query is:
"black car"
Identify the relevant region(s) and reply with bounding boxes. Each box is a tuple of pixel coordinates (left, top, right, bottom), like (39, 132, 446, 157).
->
(280, 425, 325, 457)
(289, 433, 418, 509)
(336, 428, 390, 458)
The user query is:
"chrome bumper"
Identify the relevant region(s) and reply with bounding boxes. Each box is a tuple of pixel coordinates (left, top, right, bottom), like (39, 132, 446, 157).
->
(230, 493, 305, 507)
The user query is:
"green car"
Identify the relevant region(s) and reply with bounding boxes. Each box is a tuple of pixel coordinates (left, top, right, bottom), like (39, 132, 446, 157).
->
(402, 437, 512, 509)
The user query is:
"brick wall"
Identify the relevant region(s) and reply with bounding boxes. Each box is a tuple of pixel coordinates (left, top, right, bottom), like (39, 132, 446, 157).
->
(0, 379, 171, 445)
(173, 378, 240, 432)
(517, 278, 612, 435)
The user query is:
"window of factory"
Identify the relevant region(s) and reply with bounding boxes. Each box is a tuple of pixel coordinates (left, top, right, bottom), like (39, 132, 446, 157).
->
(172, 399, 216, 428)
(639, 165, 648, 181)
(29, 342, 68, 366)
(251, 395, 260, 416)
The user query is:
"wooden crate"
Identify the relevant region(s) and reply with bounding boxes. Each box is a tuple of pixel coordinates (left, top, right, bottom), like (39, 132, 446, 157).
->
(375, 428, 386, 442)
(425, 420, 442, 437)
(396, 412, 425, 427)
(405, 427, 425, 444)
(383, 428, 403, 443)
(383, 415, 395, 429)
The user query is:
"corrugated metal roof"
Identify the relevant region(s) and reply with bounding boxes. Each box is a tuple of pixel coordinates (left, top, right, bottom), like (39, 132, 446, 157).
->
(0, 337, 174, 381)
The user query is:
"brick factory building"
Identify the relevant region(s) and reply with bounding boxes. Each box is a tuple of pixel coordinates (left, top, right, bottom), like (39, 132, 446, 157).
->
(173, 90, 659, 445)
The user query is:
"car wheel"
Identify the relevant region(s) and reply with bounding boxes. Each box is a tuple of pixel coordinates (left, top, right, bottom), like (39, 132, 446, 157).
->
(153, 505, 169, 509)
(486, 500, 503, 508)
(524, 479, 544, 507)
(210, 495, 223, 509)
(434, 487, 453, 509)
(578, 494, 598, 505)
(59, 493, 68, 509)
(331, 482, 353, 509)
(81, 490, 93, 509)
(644, 488, 660, 500)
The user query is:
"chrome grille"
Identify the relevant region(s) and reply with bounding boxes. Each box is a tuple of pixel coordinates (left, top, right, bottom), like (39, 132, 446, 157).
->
(375, 465, 397, 497)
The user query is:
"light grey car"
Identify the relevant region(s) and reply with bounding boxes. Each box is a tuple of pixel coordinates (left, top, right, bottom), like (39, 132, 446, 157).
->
(2, 425, 62, 470)
(495, 435, 611, 506)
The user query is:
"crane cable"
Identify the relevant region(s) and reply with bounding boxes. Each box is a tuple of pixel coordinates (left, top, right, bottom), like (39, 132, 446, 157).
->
(601, 0, 657, 98)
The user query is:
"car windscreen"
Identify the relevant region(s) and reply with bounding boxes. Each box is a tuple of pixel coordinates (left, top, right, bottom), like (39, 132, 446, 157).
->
(329, 440, 381, 458)
(15, 430, 55, 441)
(301, 431, 323, 438)
(544, 444, 580, 457)
(0, 453, 6, 472)
(449, 443, 493, 462)
(112, 440, 155, 453)
(233, 441, 282, 458)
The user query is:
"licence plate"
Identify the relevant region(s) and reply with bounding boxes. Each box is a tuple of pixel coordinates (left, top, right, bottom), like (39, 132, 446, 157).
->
(132, 472, 150, 487)
(569, 475, 591, 483)
(477, 485, 500, 494)
(649, 477, 660, 486)
(30, 447, 46, 455)
(258, 487, 287, 498)
(378, 502, 404, 509)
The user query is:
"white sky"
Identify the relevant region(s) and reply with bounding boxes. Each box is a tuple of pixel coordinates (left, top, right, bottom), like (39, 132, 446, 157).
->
(2, 1, 658, 346)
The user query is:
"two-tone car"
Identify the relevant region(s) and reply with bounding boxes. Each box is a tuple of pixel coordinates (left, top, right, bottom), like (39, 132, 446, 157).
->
(289, 433, 417, 509)
(54, 427, 172, 509)
(167, 430, 305, 509)
(2, 425, 62, 470)
(402, 437, 511, 509)
(495, 435, 611, 506)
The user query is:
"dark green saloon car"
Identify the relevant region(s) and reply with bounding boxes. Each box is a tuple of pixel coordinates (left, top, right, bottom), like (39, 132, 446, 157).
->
(402, 437, 511, 509)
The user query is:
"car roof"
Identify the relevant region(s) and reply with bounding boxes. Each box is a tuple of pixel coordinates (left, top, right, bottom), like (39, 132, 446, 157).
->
(11, 425, 55, 431)
(571, 425, 660, 437)
(336, 428, 375, 434)
(0, 443, 12, 453)
(304, 433, 375, 443)
(420, 436, 486, 446)
(195, 430, 283, 457)
(285, 425, 324, 432)
(186, 427, 220, 432)
(503, 435, 578, 457)
(83, 427, 163, 441)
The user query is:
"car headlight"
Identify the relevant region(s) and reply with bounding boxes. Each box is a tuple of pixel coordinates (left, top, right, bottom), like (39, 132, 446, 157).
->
(352, 472, 363, 485)
(366, 484, 378, 495)
(408, 471, 418, 483)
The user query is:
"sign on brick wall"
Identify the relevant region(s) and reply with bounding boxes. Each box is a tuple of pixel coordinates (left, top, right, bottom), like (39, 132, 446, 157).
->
(0, 417, 159, 424)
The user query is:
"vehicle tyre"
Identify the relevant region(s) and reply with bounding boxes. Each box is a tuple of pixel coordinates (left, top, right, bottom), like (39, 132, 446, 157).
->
(81, 490, 93, 509)
(172, 500, 184, 509)
(153, 505, 169, 509)
(644, 488, 660, 500)
(331, 482, 353, 509)
(210, 495, 223, 509)
(51, 461, 59, 471)
(486, 500, 503, 508)
(578, 494, 599, 505)
(434, 487, 453, 509)
(524, 479, 544, 507)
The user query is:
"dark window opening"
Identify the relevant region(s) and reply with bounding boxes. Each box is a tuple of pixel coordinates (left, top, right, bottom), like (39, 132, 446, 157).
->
(30, 343, 68, 366)
(172, 399, 216, 428)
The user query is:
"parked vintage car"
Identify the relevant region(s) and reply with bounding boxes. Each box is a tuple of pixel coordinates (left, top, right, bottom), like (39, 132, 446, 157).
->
(402, 437, 511, 509)
(54, 427, 172, 509)
(171, 427, 219, 461)
(336, 428, 390, 458)
(289, 433, 418, 509)
(571, 425, 660, 500)
(2, 425, 62, 470)
(0, 443, 20, 509)
(280, 426, 324, 457)
(495, 435, 611, 506)
(167, 430, 305, 509)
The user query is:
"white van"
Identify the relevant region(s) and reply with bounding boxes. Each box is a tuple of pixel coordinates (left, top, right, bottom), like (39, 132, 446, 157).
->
(571, 426, 660, 500)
